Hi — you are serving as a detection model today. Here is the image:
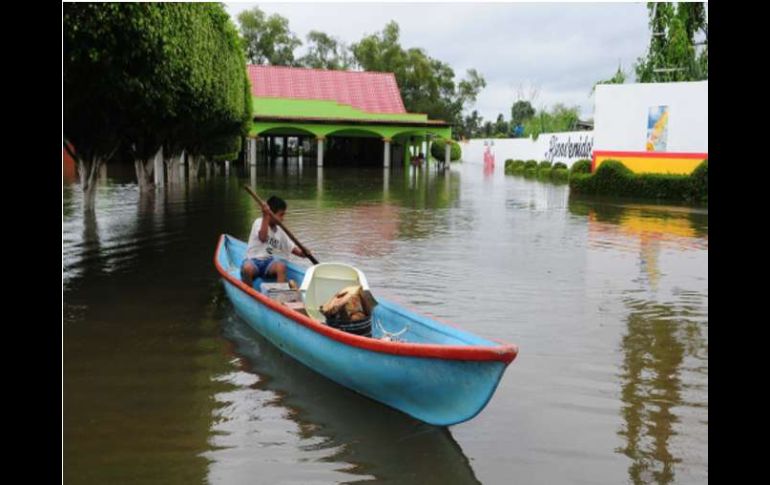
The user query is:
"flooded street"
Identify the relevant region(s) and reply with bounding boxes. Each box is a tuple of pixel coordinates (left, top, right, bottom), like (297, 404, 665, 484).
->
(64, 158, 707, 484)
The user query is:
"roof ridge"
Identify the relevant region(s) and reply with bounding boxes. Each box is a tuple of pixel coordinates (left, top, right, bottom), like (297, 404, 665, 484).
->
(248, 64, 400, 77)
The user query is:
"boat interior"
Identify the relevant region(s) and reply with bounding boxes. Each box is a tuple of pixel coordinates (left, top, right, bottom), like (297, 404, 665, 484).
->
(221, 235, 498, 347)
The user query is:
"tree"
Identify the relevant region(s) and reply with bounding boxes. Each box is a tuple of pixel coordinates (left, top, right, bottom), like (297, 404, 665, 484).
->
(591, 64, 627, 95)
(459, 110, 483, 139)
(482, 121, 494, 138)
(237, 6, 302, 66)
(494, 114, 509, 137)
(299, 31, 354, 70)
(635, 2, 708, 82)
(64, 3, 251, 204)
(521, 104, 580, 139)
(511, 100, 535, 127)
(351, 21, 485, 136)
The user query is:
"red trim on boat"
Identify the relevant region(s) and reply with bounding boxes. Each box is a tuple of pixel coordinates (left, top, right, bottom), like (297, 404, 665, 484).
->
(214, 235, 518, 364)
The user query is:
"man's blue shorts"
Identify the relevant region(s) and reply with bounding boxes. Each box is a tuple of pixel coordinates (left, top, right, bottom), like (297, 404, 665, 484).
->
(243, 257, 276, 278)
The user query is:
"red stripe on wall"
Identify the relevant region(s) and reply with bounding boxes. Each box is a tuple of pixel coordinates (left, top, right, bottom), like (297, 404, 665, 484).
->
(593, 150, 708, 159)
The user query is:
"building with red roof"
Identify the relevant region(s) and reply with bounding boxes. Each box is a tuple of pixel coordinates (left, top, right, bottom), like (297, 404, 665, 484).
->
(245, 65, 452, 167)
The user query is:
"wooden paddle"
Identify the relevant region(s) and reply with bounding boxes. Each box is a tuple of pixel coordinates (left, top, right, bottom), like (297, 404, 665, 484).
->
(243, 185, 320, 265)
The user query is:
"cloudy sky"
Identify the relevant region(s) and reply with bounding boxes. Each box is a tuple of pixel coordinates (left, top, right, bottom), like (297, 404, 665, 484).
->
(224, 1, 651, 122)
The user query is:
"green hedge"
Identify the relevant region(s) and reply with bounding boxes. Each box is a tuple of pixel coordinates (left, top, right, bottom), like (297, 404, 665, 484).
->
(570, 159, 708, 202)
(571, 159, 592, 174)
(689, 159, 708, 203)
(504, 159, 522, 173)
(504, 159, 526, 174)
(504, 157, 707, 202)
(552, 168, 569, 183)
(430, 140, 462, 162)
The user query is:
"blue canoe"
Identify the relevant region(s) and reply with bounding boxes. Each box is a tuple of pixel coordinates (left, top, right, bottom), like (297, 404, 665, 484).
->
(214, 234, 518, 426)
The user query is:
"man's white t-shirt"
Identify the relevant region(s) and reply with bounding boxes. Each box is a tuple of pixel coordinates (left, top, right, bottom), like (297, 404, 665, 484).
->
(245, 217, 296, 260)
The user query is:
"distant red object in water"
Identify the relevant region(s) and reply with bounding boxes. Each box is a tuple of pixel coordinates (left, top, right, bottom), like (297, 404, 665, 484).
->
(483, 144, 495, 166)
(483, 159, 494, 177)
(63, 142, 77, 184)
(483, 144, 495, 178)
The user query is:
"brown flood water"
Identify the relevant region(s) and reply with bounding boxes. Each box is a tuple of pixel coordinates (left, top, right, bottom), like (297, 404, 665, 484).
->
(63, 158, 707, 484)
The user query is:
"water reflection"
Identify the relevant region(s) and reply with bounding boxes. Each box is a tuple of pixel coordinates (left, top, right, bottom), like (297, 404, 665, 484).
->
(569, 196, 708, 485)
(572, 197, 708, 293)
(617, 297, 707, 485)
(63, 161, 708, 484)
(210, 310, 481, 485)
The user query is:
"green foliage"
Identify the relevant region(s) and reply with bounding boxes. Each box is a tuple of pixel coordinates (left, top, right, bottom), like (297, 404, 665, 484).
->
(688, 159, 708, 202)
(203, 135, 242, 162)
(299, 31, 354, 70)
(569, 159, 708, 202)
(494, 113, 510, 137)
(635, 2, 708, 82)
(504, 160, 526, 174)
(511, 100, 535, 126)
(524, 167, 538, 178)
(237, 6, 302, 66)
(570, 159, 592, 174)
(506, 160, 570, 184)
(537, 169, 551, 181)
(581, 160, 635, 195)
(591, 64, 627, 95)
(553, 162, 568, 170)
(64, 3, 251, 165)
(457, 110, 483, 139)
(552, 168, 570, 183)
(430, 139, 462, 161)
(522, 104, 580, 139)
(351, 21, 485, 132)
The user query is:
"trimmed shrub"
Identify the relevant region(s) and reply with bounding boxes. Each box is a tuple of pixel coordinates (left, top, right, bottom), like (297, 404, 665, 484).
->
(571, 159, 592, 174)
(633, 173, 691, 199)
(689, 159, 708, 203)
(591, 160, 634, 194)
(570, 159, 706, 202)
(538, 161, 552, 171)
(553, 162, 567, 170)
(552, 168, 569, 183)
(524, 167, 538, 178)
(430, 140, 462, 161)
(569, 172, 592, 190)
(525, 159, 538, 169)
(511, 160, 526, 174)
(505, 159, 528, 174)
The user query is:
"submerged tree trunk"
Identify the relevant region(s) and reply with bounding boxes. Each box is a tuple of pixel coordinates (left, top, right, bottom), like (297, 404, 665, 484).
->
(134, 158, 155, 191)
(188, 155, 200, 179)
(134, 146, 161, 191)
(76, 157, 102, 210)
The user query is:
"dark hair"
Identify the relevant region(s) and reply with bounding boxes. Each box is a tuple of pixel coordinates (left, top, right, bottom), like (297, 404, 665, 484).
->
(267, 195, 287, 213)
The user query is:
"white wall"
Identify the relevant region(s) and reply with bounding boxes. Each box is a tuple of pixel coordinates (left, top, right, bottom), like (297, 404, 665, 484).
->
(594, 81, 708, 152)
(461, 130, 594, 168)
